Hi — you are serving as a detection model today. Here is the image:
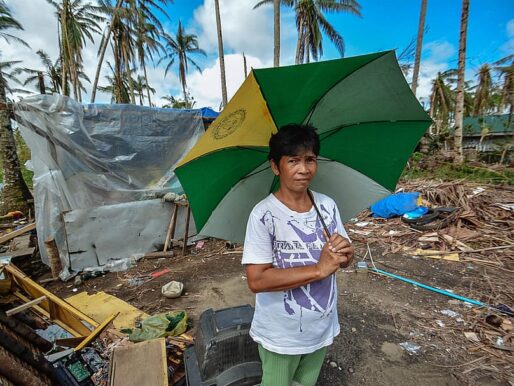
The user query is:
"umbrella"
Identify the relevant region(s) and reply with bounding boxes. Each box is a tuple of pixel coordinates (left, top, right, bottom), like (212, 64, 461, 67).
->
(175, 51, 432, 243)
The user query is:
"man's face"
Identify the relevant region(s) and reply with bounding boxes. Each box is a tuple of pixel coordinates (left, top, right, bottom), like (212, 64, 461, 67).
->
(271, 148, 318, 193)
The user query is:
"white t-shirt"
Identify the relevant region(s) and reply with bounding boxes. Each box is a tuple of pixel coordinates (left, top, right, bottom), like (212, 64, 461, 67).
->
(242, 191, 349, 355)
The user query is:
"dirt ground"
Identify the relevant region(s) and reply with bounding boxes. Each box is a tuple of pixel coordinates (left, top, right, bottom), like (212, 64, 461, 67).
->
(20, 232, 509, 386)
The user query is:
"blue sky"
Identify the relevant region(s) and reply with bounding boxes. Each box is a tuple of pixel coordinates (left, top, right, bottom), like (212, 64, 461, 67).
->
(2, 0, 513, 108)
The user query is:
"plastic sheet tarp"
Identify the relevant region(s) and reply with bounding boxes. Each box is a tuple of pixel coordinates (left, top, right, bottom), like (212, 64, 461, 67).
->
(15, 94, 207, 274)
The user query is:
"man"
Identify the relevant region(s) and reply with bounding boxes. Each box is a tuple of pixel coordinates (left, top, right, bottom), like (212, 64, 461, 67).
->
(242, 124, 354, 386)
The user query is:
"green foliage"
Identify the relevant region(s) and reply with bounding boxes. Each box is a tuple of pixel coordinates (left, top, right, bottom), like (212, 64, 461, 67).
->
(0, 129, 33, 188)
(401, 152, 514, 185)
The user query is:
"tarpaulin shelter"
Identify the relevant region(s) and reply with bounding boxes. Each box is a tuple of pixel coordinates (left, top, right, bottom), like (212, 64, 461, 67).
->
(15, 94, 217, 277)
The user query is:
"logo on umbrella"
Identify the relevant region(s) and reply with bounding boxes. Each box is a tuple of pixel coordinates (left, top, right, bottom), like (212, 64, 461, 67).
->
(211, 109, 246, 140)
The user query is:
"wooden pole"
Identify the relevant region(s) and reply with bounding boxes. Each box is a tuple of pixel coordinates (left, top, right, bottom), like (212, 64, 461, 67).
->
(44, 237, 61, 278)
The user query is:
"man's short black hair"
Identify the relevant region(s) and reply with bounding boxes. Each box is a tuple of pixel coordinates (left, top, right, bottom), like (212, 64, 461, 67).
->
(268, 124, 320, 166)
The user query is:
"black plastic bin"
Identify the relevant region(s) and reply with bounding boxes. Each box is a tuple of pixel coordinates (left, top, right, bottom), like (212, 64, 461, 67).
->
(184, 305, 261, 386)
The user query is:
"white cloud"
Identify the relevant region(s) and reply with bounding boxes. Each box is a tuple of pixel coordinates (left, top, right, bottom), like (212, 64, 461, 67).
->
(193, 0, 297, 65)
(507, 19, 514, 37)
(413, 40, 456, 104)
(0, 0, 296, 108)
(187, 53, 268, 110)
(501, 18, 514, 54)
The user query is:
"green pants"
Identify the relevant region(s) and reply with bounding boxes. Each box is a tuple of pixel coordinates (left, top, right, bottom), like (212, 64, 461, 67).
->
(258, 344, 327, 386)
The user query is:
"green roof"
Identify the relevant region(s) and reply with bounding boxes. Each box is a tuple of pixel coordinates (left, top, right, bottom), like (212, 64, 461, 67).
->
(463, 115, 514, 136)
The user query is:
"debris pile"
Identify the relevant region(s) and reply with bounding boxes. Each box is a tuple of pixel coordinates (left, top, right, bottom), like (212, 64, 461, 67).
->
(346, 179, 514, 383)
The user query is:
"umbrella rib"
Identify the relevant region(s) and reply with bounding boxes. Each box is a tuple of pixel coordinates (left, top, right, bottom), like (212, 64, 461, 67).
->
(318, 119, 433, 142)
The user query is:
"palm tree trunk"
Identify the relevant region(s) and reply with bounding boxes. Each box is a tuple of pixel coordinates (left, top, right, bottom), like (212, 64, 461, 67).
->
(274, 0, 280, 67)
(91, 0, 124, 103)
(214, 0, 228, 108)
(37, 72, 46, 94)
(142, 62, 152, 106)
(243, 52, 248, 78)
(60, 1, 69, 96)
(0, 74, 32, 214)
(453, 0, 469, 165)
(122, 44, 136, 104)
(295, 19, 303, 64)
(411, 0, 427, 96)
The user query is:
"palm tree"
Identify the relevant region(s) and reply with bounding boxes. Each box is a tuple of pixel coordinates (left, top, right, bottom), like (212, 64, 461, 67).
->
(429, 70, 456, 135)
(274, 0, 280, 67)
(134, 8, 162, 106)
(254, 0, 361, 64)
(0, 1, 32, 214)
(411, 0, 427, 96)
(494, 54, 514, 124)
(214, 0, 227, 107)
(159, 21, 205, 106)
(48, 0, 103, 101)
(133, 74, 155, 105)
(472, 64, 494, 116)
(97, 61, 130, 103)
(453, 0, 469, 164)
(91, 0, 172, 103)
(23, 50, 64, 94)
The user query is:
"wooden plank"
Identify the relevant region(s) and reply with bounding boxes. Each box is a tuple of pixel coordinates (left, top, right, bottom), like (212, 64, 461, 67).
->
(109, 338, 168, 386)
(6, 296, 47, 317)
(0, 223, 36, 245)
(144, 251, 174, 259)
(74, 313, 118, 352)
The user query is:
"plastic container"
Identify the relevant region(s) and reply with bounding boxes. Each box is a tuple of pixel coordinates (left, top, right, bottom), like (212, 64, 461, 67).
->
(184, 305, 261, 386)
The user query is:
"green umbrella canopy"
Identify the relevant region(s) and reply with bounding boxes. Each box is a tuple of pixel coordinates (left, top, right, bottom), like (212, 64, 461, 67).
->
(176, 51, 432, 243)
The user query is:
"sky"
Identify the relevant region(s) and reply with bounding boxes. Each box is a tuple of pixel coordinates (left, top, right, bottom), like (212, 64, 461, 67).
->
(1, 0, 513, 110)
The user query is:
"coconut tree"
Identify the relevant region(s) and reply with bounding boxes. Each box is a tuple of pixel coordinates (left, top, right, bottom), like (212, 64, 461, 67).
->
(494, 54, 514, 124)
(91, 0, 172, 103)
(22, 50, 64, 94)
(274, 0, 280, 67)
(159, 21, 205, 106)
(134, 8, 162, 106)
(97, 61, 130, 103)
(429, 70, 456, 135)
(254, 0, 361, 64)
(453, 0, 470, 164)
(214, 0, 227, 107)
(472, 64, 494, 116)
(411, 0, 427, 96)
(0, 1, 32, 213)
(48, 0, 103, 101)
(133, 74, 155, 105)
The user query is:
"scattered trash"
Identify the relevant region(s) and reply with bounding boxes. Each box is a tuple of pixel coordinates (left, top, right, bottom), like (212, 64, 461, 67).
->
(330, 361, 338, 368)
(195, 240, 206, 249)
(464, 331, 480, 343)
(355, 221, 370, 227)
(435, 320, 445, 328)
(467, 186, 485, 198)
(371, 192, 421, 219)
(122, 311, 188, 342)
(161, 280, 184, 298)
(486, 314, 503, 328)
(440, 309, 461, 318)
(399, 342, 421, 355)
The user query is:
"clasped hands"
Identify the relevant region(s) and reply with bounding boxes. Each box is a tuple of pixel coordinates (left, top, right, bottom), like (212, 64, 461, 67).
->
(317, 232, 354, 277)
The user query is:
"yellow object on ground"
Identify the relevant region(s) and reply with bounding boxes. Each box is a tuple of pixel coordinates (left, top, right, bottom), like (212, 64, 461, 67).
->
(413, 249, 460, 262)
(66, 291, 148, 329)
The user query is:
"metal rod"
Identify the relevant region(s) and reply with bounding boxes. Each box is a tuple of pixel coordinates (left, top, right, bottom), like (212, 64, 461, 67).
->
(370, 267, 485, 307)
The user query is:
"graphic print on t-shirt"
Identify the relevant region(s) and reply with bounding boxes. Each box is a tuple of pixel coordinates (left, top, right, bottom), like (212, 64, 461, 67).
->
(260, 203, 338, 318)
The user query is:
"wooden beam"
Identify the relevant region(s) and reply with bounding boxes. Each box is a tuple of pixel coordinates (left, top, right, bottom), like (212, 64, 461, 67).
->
(0, 223, 36, 245)
(74, 313, 118, 352)
(6, 296, 47, 317)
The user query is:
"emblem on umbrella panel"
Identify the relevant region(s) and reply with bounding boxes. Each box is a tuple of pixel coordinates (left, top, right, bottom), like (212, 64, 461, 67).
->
(211, 109, 246, 139)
